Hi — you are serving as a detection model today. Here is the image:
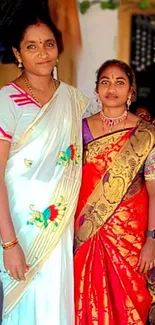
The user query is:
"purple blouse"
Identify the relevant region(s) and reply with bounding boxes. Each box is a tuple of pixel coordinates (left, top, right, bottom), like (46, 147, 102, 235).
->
(82, 118, 93, 145)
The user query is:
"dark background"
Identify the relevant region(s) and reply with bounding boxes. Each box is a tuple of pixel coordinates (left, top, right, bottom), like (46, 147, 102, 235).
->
(130, 14, 155, 118)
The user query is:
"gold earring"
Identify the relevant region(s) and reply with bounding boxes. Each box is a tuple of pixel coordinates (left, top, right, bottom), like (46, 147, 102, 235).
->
(126, 97, 131, 111)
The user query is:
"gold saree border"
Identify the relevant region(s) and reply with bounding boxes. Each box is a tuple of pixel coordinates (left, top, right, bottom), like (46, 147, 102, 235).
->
(75, 120, 155, 250)
(84, 129, 129, 163)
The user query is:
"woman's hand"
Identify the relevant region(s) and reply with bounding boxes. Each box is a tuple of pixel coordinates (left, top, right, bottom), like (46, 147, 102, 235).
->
(3, 244, 28, 281)
(138, 237, 155, 273)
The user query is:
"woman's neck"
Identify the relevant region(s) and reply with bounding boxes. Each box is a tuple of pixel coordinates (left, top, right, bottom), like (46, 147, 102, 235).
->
(23, 72, 53, 92)
(102, 105, 126, 118)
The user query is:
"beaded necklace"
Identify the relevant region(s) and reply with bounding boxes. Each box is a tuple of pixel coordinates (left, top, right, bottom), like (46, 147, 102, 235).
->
(22, 74, 57, 106)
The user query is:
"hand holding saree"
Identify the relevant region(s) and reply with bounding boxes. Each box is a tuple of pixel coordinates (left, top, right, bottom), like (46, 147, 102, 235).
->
(74, 119, 155, 325)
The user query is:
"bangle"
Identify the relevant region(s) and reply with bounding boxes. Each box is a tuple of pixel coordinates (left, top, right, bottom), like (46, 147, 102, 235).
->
(2, 238, 18, 250)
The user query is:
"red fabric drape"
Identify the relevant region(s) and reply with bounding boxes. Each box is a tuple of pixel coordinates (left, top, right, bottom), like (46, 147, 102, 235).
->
(74, 130, 152, 325)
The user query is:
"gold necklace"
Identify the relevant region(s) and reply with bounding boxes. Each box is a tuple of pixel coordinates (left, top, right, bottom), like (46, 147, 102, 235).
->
(21, 74, 58, 106)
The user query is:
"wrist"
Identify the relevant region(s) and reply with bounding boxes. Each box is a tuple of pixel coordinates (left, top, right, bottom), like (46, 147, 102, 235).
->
(145, 236, 155, 244)
(2, 238, 18, 250)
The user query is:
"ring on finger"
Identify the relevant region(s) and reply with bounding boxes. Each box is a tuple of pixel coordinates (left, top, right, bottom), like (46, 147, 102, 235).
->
(7, 270, 11, 275)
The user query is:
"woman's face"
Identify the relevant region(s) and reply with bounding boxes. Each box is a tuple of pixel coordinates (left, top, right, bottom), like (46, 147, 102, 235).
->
(13, 23, 58, 76)
(97, 65, 132, 108)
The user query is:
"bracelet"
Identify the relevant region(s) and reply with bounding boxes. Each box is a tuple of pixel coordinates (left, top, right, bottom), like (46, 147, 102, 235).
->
(2, 238, 18, 250)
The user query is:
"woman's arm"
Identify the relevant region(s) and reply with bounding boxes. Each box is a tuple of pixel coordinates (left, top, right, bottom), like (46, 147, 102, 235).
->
(0, 140, 17, 241)
(138, 180, 155, 273)
(0, 140, 27, 280)
(138, 147, 155, 273)
(146, 180, 155, 231)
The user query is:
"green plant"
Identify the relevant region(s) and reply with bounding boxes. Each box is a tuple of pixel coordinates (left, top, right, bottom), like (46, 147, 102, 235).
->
(77, 0, 153, 14)
(139, 0, 150, 10)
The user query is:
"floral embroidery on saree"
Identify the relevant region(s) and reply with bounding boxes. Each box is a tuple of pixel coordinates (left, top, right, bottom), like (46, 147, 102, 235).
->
(24, 159, 33, 166)
(57, 144, 81, 166)
(27, 196, 67, 229)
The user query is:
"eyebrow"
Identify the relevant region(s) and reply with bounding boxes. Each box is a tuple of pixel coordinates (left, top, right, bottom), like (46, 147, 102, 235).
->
(100, 76, 126, 81)
(25, 38, 55, 44)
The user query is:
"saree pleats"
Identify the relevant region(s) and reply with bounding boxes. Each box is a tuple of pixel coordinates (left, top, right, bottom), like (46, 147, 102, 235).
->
(75, 187, 151, 324)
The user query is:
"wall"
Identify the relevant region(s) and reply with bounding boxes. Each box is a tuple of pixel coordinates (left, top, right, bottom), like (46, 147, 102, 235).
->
(0, 63, 20, 89)
(77, 5, 118, 112)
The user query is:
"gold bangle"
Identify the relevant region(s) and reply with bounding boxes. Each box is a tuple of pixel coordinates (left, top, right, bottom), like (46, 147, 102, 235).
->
(2, 238, 18, 250)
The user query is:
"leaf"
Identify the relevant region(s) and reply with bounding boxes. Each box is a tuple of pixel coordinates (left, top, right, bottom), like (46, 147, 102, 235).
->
(100, 1, 109, 9)
(108, 2, 118, 9)
(54, 222, 59, 227)
(79, 1, 90, 14)
(100, 0, 118, 9)
(139, 0, 150, 9)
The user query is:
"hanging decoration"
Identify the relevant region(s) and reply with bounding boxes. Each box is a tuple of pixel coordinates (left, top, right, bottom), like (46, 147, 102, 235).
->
(131, 15, 155, 72)
(77, 0, 155, 15)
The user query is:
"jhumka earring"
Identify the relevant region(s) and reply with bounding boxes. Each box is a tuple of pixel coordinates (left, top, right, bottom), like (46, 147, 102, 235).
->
(53, 59, 59, 80)
(126, 96, 131, 111)
(18, 61, 23, 68)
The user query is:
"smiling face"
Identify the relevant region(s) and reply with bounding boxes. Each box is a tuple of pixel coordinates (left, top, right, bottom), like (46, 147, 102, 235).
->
(97, 64, 132, 109)
(13, 22, 58, 76)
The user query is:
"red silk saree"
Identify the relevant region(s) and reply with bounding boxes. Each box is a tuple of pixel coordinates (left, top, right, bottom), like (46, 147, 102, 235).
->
(74, 120, 155, 325)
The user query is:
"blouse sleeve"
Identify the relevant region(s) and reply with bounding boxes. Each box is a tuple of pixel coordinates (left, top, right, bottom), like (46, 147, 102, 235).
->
(144, 147, 155, 181)
(0, 90, 17, 143)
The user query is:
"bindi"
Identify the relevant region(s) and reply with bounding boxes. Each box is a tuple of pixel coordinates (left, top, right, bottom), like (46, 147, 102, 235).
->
(110, 74, 115, 80)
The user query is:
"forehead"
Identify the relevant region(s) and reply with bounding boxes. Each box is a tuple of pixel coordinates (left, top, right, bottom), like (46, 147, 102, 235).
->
(22, 23, 55, 41)
(100, 64, 128, 79)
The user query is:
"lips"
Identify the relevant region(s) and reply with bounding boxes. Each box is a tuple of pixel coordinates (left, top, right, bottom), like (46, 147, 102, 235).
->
(106, 95, 118, 99)
(37, 61, 52, 65)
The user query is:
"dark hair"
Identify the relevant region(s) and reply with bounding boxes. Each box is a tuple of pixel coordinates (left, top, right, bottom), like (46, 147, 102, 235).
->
(95, 59, 136, 95)
(0, 2, 63, 64)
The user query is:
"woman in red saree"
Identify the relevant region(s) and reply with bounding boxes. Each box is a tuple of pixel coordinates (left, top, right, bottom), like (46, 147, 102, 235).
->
(74, 60, 155, 325)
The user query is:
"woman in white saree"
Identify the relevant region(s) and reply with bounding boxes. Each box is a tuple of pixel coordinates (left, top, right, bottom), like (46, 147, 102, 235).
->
(0, 3, 89, 325)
